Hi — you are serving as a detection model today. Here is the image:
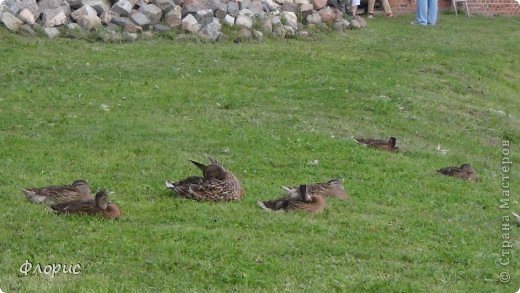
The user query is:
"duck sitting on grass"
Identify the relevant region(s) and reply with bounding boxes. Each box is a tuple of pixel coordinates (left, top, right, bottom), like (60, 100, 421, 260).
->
(21, 179, 92, 205)
(165, 156, 244, 201)
(50, 190, 121, 220)
(282, 179, 349, 200)
(354, 136, 399, 152)
(257, 185, 326, 213)
(437, 164, 479, 181)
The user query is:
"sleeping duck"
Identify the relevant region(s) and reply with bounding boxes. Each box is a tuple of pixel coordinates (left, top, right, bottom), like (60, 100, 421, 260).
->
(437, 164, 479, 181)
(282, 179, 349, 200)
(21, 179, 92, 205)
(354, 136, 399, 152)
(50, 190, 121, 220)
(257, 185, 326, 213)
(165, 156, 244, 201)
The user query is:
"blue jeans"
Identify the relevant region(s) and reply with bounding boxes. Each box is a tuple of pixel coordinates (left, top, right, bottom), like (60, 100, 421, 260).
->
(416, 0, 438, 25)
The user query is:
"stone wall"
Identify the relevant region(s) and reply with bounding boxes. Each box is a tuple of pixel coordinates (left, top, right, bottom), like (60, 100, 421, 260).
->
(0, 0, 368, 41)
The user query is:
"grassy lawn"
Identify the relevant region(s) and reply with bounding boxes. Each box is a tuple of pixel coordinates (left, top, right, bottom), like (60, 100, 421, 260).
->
(1, 14, 519, 292)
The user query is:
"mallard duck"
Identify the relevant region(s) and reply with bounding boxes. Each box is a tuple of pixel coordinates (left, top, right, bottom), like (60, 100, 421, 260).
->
(354, 136, 399, 152)
(165, 156, 244, 201)
(257, 185, 326, 213)
(437, 164, 479, 181)
(282, 179, 349, 200)
(21, 179, 92, 205)
(50, 190, 121, 219)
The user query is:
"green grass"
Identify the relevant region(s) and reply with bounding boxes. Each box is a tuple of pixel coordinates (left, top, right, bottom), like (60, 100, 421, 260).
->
(1, 14, 520, 292)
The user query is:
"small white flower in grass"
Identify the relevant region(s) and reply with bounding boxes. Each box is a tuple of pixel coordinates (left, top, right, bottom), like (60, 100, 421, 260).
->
(309, 159, 319, 166)
(100, 104, 110, 112)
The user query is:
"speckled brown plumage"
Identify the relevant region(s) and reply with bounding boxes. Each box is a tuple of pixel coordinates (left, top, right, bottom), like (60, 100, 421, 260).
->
(283, 179, 348, 200)
(21, 179, 92, 205)
(354, 137, 399, 152)
(257, 185, 326, 213)
(165, 157, 244, 201)
(437, 164, 479, 181)
(50, 190, 121, 219)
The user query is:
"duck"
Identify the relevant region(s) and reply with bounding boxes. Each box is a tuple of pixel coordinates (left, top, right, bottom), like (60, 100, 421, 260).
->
(354, 136, 399, 152)
(282, 179, 349, 200)
(21, 179, 92, 205)
(165, 156, 244, 201)
(257, 185, 326, 213)
(437, 164, 479, 181)
(49, 190, 122, 220)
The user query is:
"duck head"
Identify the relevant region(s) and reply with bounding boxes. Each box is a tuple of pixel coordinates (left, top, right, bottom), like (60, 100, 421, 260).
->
(388, 137, 397, 148)
(298, 185, 311, 202)
(190, 156, 227, 180)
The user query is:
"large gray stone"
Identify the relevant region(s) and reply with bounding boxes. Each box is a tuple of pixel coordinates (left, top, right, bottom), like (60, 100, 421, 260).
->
(18, 23, 35, 35)
(17, 8, 35, 24)
(249, 0, 262, 15)
(66, 0, 82, 9)
(122, 31, 138, 41)
(1, 11, 22, 31)
(182, 0, 205, 14)
(123, 22, 141, 32)
(214, 3, 226, 19)
(239, 0, 251, 9)
(41, 7, 66, 27)
(77, 13, 101, 29)
(198, 19, 219, 41)
(281, 11, 296, 30)
(130, 12, 150, 29)
(39, 0, 70, 15)
(306, 11, 320, 24)
(153, 23, 169, 32)
(20, 0, 40, 19)
(152, 0, 174, 13)
(82, 0, 110, 15)
(222, 14, 233, 26)
(5, 0, 23, 15)
(281, 1, 296, 12)
(111, 15, 132, 26)
(43, 26, 60, 38)
(227, 0, 238, 16)
(70, 4, 97, 20)
(164, 5, 181, 27)
(110, 0, 132, 16)
(181, 13, 199, 33)
(195, 8, 212, 27)
(140, 4, 161, 24)
(100, 10, 111, 24)
(235, 14, 251, 28)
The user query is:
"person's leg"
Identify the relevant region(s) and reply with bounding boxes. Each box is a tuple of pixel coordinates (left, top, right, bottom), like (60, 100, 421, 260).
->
(351, 0, 360, 16)
(380, 0, 393, 16)
(427, 0, 438, 25)
(367, 0, 376, 16)
(415, 0, 427, 25)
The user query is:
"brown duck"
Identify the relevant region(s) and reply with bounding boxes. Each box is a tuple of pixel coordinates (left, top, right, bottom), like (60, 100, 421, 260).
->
(257, 185, 326, 213)
(21, 179, 92, 205)
(437, 164, 479, 181)
(282, 179, 348, 200)
(165, 156, 244, 201)
(50, 190, 122, 219)
(354, 136, 399, 152)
